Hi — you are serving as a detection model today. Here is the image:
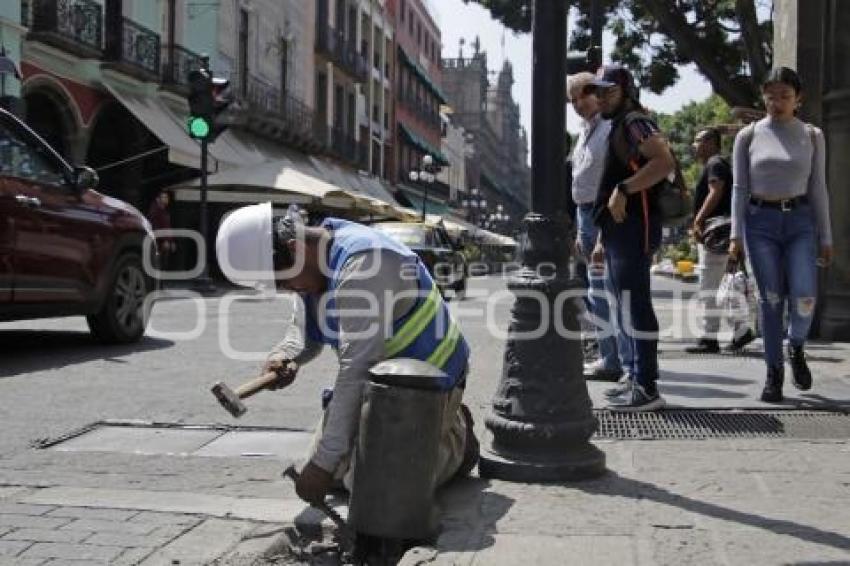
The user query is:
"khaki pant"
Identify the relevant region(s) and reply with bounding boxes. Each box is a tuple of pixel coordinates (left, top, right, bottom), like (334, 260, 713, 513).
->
(306, 385, 467, 490)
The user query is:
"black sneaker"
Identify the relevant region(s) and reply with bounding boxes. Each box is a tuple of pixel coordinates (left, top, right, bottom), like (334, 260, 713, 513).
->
(609, 383, 665, 412)
(788, 344, 812, 391)
(725, 329, 756, 352)
(685, 339, 720, 354)
(760, 365, 784, 403)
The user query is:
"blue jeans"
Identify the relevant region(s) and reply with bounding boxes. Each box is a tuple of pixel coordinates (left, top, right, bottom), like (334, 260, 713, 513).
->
(744, 203, 818, 367)
(576, 204, 631, 371)
(602, 211, 661, 390)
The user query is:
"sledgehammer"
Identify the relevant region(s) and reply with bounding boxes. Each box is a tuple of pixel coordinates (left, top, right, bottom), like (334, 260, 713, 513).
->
(211, 362, 297, 418)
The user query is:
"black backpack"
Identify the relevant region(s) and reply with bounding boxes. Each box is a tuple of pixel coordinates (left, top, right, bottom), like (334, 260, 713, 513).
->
(610, 111, 691, 226)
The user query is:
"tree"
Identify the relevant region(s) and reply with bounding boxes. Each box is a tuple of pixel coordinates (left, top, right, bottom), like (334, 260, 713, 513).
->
(464, 0, 773, 108)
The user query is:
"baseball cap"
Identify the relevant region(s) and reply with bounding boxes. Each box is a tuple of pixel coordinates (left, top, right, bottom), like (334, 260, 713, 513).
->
(591, 64, 639, 99)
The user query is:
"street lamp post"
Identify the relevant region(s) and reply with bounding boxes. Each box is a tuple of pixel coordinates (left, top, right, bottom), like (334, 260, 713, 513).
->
(478, 0, 606, 482)
(462, 188, 486, 227)
(409, 154, 436, 221)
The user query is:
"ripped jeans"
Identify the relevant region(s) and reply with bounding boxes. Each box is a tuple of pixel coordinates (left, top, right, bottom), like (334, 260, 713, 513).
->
(744, 202, 819, 367)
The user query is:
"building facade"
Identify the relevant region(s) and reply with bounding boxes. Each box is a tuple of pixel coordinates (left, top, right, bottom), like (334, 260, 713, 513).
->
(442, 41, 530, 234)
(438, 109, 467, 203)
(0, 2, 24, 115)
(774, 0, 850, 340)
(386, 0, 449, 216)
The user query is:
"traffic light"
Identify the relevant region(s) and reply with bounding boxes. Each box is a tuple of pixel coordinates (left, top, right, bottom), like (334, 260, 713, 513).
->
(187, 69, 231, 142)
(566, 46, 603, 75)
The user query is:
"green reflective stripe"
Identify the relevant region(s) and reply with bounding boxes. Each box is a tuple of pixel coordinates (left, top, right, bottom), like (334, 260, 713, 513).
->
(384, 284, 440, 357)
(427, 321, 460, 369)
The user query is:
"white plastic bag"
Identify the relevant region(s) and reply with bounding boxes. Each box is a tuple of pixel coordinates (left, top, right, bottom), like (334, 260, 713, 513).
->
(716, 262, 751, 326)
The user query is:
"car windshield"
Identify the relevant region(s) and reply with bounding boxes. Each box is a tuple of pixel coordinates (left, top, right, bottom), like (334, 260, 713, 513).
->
(376, 224, 432, 246)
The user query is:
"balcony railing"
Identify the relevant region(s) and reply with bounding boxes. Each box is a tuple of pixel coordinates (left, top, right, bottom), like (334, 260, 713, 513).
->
(31, 0, 104, 54)
(315, 24, 369, 82)
(161, 43, 202, 87)
(228, 74, 319, 146)
(120, 17, 160, 76)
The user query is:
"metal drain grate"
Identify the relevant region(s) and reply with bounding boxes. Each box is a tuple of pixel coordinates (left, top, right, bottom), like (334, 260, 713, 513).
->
(592, 409, 850, 440)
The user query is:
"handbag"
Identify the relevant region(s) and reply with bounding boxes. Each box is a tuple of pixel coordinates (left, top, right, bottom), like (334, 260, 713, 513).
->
(716, 257, 751, 326)
(702, 216, 732, 254)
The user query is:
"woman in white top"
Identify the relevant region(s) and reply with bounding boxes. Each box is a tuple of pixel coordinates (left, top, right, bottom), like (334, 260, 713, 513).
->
(729, 67, 833, 403)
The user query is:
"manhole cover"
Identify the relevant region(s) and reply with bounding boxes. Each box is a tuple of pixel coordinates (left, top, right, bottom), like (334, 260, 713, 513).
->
(592, 409, 850, 440)
(33, 421, 313, 460)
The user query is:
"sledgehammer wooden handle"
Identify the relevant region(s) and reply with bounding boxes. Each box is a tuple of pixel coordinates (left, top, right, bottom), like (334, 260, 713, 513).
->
(234, 370, 285, 399)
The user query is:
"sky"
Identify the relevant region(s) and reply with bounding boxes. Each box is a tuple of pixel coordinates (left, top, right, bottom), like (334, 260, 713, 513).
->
(433, 0, 714, 136)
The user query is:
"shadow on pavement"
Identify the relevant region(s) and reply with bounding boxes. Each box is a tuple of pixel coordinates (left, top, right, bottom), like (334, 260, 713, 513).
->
(787, 394, 850, 411)
(660, 370, 756, 387)
(0, 330, 174, 379)
(433, 477, 514, 553)
(658, 383, 749, 400)
(578, 471, 850, 554)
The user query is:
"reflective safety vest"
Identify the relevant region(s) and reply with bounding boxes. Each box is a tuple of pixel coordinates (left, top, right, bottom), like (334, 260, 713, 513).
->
(302, 218, 469, 390)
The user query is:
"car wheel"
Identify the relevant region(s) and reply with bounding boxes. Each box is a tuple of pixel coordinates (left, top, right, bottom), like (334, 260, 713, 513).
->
(87, 253, 151, 344)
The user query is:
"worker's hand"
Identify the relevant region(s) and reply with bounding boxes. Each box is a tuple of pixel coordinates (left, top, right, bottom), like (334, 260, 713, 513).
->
(728, 238, 744, 261)
(818, 245, 834, 268)
(295, 461, 334, 505)
(607, 189, 627, 223)
(591, 241, 605, 267)
(261, 357, 297, 390)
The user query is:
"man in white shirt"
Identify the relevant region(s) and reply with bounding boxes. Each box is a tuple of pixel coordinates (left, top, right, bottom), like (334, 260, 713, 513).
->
(568, 72, 631, 382)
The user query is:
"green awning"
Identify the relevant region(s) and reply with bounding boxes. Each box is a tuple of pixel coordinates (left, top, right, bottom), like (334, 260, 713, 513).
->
(398, 186, 449, 216)
(397, 47, 448, 104)
(399, 123, 450, 166)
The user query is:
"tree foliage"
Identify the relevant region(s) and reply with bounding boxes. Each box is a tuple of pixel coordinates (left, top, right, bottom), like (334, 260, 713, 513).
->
(655, 94, 733, 187)
(464, 0, 773, 108)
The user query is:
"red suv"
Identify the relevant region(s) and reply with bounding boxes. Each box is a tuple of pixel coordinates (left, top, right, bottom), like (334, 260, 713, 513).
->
(0, 108, 157, 343)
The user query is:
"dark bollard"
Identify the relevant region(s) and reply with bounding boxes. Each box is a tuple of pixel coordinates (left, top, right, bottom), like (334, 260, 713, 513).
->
(348, 359, 448, 541)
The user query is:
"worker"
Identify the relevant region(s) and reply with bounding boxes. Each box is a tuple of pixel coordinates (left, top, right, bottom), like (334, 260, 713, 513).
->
(215, 203, 479, 505)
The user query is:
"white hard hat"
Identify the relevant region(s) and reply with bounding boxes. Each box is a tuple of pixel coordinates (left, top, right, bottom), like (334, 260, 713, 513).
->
(215, 202, 275, 291)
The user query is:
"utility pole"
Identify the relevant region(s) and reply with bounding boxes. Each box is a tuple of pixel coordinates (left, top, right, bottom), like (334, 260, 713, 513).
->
(478, 0, 606, 482)
(196, 136, 214, 293)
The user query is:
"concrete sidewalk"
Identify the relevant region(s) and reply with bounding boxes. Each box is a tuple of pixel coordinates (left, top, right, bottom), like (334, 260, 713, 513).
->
(406, 438, 850, 566)
(1, 276, 849, 564)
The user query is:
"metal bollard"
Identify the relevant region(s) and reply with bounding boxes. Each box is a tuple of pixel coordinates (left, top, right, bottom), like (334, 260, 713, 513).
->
(348, 359, 448, 540)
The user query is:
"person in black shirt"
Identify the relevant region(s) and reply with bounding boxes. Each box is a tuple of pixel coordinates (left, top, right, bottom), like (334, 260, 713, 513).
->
(685, 128, 755, 354)
(589, 65, 676, 412)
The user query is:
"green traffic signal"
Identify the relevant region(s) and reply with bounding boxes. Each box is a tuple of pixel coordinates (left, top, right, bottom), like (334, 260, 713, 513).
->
(188, 116, 210, 139)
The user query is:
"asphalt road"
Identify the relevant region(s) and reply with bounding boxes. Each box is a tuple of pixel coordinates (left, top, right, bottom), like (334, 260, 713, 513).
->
(0, 273, 704, 459)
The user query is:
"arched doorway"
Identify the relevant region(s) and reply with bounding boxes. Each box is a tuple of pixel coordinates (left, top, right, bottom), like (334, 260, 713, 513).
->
(23, 90, 73, 159)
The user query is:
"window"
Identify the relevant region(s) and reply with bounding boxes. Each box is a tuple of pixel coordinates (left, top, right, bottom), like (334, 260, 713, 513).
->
(238, 8, 250, 97)
(0, 121, 68, 186)
(400, 0, 405, 22)
(316, 72, 328, 118)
